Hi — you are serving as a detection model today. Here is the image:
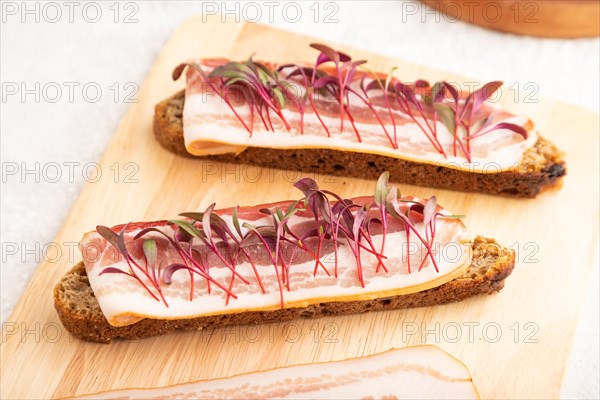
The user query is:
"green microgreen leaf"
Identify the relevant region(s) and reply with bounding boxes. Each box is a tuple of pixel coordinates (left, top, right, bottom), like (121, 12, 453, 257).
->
(169, 219, 205, 239)
(284, 200, 301, 219)
(444, 214, 466, 219)
(374, 171, 390, 206)
(275, 207, 284, 221)
(142, 239, 158, 268)
(272, 87, 285, 109)
(232, 207, 243, 238)
(433, 103, 456, 136)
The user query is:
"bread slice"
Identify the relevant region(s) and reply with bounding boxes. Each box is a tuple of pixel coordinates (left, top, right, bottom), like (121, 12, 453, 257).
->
(153, 90, 566, 198)
(54, 236, 515, 343)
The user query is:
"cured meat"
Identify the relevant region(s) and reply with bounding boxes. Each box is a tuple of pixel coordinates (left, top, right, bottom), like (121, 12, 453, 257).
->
(72, 346, 480, 399)
(81, 175, 472, 327)
(177, 45, 538, 173)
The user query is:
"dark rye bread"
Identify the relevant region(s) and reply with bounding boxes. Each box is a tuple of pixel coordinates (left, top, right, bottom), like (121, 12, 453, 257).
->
(153, 90, 566, 197)
(54, 236, 515, 343)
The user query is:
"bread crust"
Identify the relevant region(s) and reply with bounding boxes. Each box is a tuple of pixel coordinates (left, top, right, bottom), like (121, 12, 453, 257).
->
(153, 90, 566, 198)
(54, 236, 515, 343)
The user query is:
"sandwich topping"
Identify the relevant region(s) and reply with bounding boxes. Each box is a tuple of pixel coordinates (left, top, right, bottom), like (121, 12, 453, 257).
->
(81, 174, 471, 326)
(175, 44, 538, 173)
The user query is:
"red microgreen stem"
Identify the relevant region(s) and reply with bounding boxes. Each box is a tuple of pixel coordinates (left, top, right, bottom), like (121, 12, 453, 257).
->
(98, 173, 466, 310)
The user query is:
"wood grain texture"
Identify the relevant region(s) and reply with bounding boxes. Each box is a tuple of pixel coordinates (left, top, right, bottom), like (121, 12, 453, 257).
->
(421, 0, 600, 38)
(1, 15, 598, 399)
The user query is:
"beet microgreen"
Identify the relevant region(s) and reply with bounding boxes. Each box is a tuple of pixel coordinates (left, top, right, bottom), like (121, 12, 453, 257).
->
(96, 173, 465, 308)
(97, 224, 167, 306)
(359, 68, 399, 149)
(174, 45, 527, 162)
(131, 224, 237, 300)
(173, 62, 253, 134)
(433, 81, 528, 160)
(309, 43, 368, 141)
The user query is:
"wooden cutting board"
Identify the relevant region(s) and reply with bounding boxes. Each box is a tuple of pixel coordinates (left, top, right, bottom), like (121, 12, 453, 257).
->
(1, 15, 598, 399)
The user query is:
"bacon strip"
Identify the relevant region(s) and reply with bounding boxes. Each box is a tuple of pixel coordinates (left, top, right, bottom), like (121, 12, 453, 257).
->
(181, 59, 537, 173)
(71, 346, 479, 399)
(81, 196, 471, 327)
